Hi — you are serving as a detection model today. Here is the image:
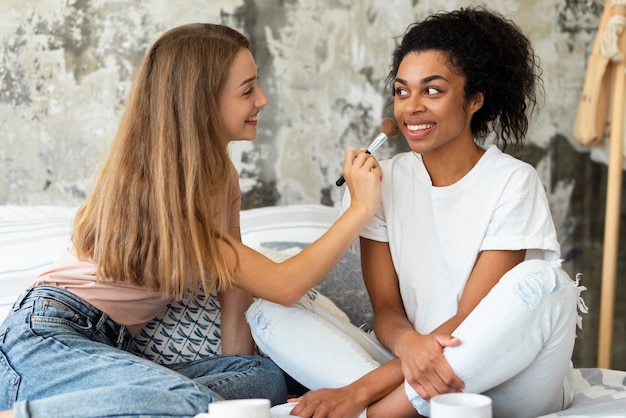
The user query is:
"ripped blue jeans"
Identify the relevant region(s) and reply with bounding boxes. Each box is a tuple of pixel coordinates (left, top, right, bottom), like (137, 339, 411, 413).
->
(247, 259, 585, 418)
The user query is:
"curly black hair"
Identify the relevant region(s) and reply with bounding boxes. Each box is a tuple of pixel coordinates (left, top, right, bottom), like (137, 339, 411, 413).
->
(387, 7, 543, 151)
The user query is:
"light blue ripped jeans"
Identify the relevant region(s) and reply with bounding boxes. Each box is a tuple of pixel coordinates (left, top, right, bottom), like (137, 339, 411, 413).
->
(247, 259, 586, 418)
(0, 286, 287, 418)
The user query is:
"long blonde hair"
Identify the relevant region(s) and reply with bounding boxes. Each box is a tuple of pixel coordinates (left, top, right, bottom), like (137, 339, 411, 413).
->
(73, 24, 248, 298)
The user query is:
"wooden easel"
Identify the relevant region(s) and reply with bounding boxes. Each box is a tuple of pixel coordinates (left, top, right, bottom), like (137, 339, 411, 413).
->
(575, 0, 626, 369)
(598, 26, 626, 369)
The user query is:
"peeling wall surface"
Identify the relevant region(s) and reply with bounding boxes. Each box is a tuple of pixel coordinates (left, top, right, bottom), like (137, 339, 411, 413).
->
(1, 0, 624, 369)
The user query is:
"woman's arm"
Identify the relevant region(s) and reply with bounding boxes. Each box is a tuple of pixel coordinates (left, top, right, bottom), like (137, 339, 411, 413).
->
(360, 238, 416, 351)
(218, 285, 254, 354)
(361, 238, 464, 403)
(433, 249, 526, 335)
(223, 150, 382, 305)
(218, 225, 255, 355)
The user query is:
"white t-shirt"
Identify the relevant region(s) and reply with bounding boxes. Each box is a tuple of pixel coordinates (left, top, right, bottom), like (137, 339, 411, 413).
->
(342, 145, 560, 334)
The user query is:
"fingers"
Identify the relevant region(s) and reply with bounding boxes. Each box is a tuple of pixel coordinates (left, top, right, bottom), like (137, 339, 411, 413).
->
(433, 335, 464, 391)
(290, 389, 362, 418)
(342, 149, 382, 186)
(435, 334, 462, 348)
(406, 367, 463, 402)
(402, 335, 465, 401)
(344, 149, 379, 172)
(405, 362, 461, 400)
(291, 396, 329, 418)
(341, 149, 382, 215)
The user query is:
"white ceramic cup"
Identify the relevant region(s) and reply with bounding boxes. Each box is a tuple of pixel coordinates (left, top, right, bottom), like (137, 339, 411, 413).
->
(430, 393, 492, 418)
(203, 398, 271, 418)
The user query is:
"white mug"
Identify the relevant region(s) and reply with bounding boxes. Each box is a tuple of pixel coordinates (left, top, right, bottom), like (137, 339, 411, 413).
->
(201, 398, 271, 418)
(430, 393, 492, 418)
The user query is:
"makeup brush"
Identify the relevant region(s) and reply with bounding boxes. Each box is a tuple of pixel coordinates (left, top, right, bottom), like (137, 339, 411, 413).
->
(335, 118, 399, 187)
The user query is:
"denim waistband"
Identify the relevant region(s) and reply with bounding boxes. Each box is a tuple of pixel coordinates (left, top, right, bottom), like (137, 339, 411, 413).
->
(11, 285, 130, 349)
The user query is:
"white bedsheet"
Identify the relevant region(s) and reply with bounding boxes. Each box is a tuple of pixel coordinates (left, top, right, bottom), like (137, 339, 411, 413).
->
(0, 205, 76, 319)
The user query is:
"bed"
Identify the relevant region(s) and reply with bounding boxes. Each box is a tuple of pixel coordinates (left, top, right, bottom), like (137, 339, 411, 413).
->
(1, 204, 625, 417)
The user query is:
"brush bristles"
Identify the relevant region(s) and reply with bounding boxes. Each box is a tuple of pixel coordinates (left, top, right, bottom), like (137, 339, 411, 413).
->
(381, 118, 399, 137)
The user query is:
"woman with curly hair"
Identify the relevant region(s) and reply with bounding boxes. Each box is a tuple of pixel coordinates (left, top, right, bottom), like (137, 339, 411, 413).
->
(0, 23, 382, 418)
(250, 7, 584, 418)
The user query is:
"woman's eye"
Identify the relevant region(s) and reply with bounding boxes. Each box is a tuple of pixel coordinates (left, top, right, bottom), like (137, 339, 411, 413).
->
(394, 87, 408, 97)
(243, 77, 260, 97)
(426, 87, 440, 95)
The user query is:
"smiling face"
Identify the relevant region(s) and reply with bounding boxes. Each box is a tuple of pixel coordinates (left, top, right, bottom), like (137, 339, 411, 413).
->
(393, 50, 483, 156)
(219, 48, 269, 143)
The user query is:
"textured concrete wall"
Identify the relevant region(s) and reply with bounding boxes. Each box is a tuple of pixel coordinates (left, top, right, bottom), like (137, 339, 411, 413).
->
(1, 0, 624, 369)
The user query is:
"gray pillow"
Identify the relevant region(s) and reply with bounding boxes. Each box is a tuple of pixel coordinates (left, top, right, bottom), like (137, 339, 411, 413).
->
(262, 242, 373, 331)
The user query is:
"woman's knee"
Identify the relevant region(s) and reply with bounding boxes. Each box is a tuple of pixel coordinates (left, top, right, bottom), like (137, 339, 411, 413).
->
(246, 299, 288, 334)
(500, 259, 575, 310)
(205, 355, 287, 405)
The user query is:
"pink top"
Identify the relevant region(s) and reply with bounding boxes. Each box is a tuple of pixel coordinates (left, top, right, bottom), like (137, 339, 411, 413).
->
(33, 164, 241, 336)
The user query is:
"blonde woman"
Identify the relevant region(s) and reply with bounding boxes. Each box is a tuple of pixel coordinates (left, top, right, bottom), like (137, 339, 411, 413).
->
(0, 23, 381, 418)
